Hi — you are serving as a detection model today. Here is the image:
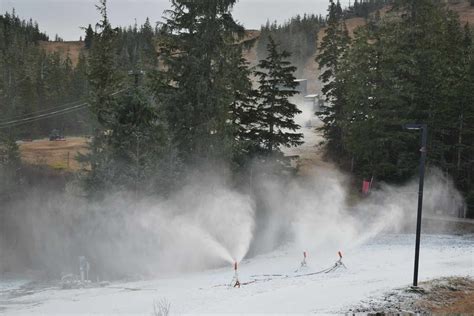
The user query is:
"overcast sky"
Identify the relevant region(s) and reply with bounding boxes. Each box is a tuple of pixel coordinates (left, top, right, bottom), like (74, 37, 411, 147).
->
(1, 0, 349, 41)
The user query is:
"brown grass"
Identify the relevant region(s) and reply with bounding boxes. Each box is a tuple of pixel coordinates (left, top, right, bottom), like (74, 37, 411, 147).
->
(416, 277, 474, 314)
(449, 0, 474, 25)
(39, 41, 85, 66)
(19, 137, 89, 171)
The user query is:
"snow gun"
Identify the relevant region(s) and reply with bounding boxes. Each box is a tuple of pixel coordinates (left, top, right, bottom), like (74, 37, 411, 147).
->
(301, 251, 307, 267)
(335, 251, 346, 269)
(231, 261, 241, 288)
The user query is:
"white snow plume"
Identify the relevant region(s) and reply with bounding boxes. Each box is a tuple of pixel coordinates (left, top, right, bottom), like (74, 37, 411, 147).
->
(290, 96, 318, 129)
(0, 161, 463, 279)
(249, 166, 464, 261)
(360, 168, 465, 234)
(250, 166, 367, 258)
(0, 170, 255, 278)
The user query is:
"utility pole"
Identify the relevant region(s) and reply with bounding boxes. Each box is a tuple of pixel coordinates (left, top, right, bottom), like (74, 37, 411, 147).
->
(404, 123, 427, 288)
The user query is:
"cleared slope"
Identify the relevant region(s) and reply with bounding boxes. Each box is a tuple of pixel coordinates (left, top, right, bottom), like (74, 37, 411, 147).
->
(1, 234, 472, 314)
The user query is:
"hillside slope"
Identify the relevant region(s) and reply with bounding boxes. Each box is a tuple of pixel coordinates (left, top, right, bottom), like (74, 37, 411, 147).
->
(1, 234, 473, 314)
(38, 1, 474, 94)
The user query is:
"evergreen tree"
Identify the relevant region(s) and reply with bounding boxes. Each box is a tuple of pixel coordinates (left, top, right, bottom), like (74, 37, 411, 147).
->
(327, 0, 474, 205)
(82, 0, 175, 197)
(228, 47, 258, 170)
(250, 36, 303, 159)
(316, 0, 350, 158)
(81, 0, 123, 196)
(0, 133, 22, 200)
(157, 0, 250, 166)
(84, 24, 94, 49)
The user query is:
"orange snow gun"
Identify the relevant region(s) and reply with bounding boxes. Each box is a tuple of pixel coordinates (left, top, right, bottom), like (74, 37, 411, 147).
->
(297, 251, 308, 270)
(232, 261, 240, 288)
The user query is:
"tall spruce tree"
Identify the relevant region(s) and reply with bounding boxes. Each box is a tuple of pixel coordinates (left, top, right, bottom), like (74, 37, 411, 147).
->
(82, 0, 176, 197)
(81, 0, 122, 196)
(84, 24, 94, 49)
(250, 36, 303, 159)
(157, 0, 250, 166)
(228, 47, 257, 169)
(316, 0, 350, 158)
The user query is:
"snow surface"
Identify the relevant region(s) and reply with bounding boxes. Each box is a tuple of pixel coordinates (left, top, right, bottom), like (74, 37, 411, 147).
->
(1, 234, 473, 315)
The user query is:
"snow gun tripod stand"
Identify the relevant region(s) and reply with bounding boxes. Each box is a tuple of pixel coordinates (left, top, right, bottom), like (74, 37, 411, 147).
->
(326, 251, 347, 273)
(301, 251, 307, 268)
(294, 251, 308, 273)
(231, 262, 241, 288)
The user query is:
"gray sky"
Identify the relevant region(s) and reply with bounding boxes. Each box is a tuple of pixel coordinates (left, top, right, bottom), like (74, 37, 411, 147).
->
(1, 0, 348, 41)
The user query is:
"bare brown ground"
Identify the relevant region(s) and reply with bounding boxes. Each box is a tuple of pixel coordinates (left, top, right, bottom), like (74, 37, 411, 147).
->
(449, 0, 474, 25)
(432, 292, 474, 314)
(38, 41, 85, 66)
(416, 277, 474, 314)
(19, 137, 89, 171)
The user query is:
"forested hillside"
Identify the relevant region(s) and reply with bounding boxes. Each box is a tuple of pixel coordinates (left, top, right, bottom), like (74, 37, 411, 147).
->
(1, 0, 474, 293)
(1, 0, 474, 215)
(0, 12, 91, 138)
(317, 0, 474, 215)
(0, 13, 159, 139)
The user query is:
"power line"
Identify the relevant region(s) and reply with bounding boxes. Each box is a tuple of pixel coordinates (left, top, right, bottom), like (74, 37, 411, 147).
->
(0, 103, 89, 129)
(0, 99, 88, 123)
(0, 89, 128, 129)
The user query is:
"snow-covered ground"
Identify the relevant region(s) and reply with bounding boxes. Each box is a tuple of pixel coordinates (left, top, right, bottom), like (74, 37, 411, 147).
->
(1, 234, 472, 315)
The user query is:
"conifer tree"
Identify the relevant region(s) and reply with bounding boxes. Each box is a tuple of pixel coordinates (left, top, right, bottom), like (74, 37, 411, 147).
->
(316, 0, 350, 158)
(0, 134, 22, 199)
(250, 36, 303, 158)
(84, 24, 94, 49)
(157, 0, 250, 166)
(82, 0, 175, 197)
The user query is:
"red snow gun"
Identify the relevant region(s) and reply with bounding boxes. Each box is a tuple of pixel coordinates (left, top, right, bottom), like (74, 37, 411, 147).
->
(335, 251, 347, 269)
(301, 251, 307, 267)
(232, 261, 240, 288)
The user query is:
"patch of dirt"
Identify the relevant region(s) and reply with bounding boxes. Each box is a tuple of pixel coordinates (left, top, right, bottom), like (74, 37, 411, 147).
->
(19, 137, 89, 171)
(416, 277, 474, 314)
(448, 0, 474, 25)
(349, 277, 474, 315)
(39, 41, 85, 66)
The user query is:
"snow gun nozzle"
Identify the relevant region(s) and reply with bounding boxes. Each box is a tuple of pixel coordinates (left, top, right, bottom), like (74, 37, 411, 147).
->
(338, 251, 343, 259)
(234, 261, 238, 271)
(303, 251, 307, 258)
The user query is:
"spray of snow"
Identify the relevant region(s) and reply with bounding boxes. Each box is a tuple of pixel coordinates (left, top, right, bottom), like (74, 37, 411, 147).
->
(0, 108, 464, 279)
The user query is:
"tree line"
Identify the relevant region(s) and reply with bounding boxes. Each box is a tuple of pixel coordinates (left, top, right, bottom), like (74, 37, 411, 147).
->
(317, 0, 474, 216)
(0, 11, 91, 138)
(62, 0, 303, 198)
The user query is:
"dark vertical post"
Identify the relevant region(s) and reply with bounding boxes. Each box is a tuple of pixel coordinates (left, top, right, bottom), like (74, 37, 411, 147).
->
(413, 124, 427, 287)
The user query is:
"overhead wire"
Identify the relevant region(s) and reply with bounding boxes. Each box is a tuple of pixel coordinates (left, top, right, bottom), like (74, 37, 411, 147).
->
(0, 89, 128, 129)
(0, 99, 89, 123)
(0, 103, 90, 129)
